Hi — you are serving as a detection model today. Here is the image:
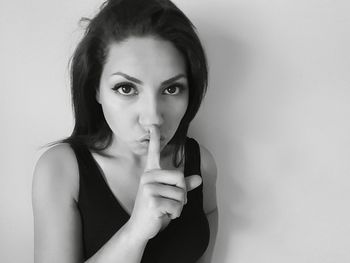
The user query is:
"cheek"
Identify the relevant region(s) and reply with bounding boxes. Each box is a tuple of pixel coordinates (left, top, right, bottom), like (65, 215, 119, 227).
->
(100, 99, 132, 133)
(165, 97, 188, 124)
(178, 93, 189, 117)
(178, 99, 188, 118)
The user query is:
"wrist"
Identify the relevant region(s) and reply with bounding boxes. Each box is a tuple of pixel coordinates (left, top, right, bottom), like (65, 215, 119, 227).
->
(123, 220, 149, 247)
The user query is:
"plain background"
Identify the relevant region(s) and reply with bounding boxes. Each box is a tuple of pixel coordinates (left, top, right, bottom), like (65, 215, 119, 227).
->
(1, 0, 350, 262)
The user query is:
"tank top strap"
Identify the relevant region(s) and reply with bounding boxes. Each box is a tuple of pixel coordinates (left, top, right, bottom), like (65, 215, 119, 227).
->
(68, 140, 110, 204)
(68, 140, 100, 178)
(184, 137, 202, 178)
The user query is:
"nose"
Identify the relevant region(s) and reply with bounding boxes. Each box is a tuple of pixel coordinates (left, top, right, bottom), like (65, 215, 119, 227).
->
(138, 94, 164, 129)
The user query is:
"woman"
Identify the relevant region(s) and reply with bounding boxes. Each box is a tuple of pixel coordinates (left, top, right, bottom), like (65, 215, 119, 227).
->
(32, 0, 218, 262)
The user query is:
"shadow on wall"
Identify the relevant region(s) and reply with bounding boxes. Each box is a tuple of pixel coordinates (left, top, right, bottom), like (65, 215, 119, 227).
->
(190, 22, 255, 262)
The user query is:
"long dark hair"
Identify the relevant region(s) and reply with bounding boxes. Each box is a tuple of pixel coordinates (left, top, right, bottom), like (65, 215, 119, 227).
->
(43, 0, 208, 167)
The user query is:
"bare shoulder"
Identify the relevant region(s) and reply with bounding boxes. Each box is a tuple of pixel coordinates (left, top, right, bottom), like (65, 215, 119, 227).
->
(32, 143, 79, 203)
(198, 144, 218, 214)
(32, 143, 83, 262)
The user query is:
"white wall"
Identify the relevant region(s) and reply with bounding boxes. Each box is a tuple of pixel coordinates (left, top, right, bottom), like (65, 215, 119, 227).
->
(1, 0, 349, 262)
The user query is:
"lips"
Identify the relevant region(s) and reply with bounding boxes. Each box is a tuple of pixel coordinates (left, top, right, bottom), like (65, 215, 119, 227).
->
(139, 135, 150, 142)
(139, 134, 165, 142)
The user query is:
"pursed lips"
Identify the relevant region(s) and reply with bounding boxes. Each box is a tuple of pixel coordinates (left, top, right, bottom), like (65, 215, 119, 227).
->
(139, 135, 165, 142)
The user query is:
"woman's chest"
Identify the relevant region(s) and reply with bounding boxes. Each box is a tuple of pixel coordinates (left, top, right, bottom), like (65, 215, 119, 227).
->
(91, 153, 184, 215)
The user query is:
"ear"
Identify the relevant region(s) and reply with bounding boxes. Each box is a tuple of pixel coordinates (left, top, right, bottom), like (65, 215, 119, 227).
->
(95, 89, 101, 104)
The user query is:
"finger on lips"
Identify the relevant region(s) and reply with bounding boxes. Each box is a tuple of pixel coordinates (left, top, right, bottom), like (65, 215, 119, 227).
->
(145, 125, 161, 172)
(143, 126, 204, 215)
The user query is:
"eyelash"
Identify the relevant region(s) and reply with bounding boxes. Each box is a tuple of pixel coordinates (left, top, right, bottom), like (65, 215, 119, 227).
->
(112, 82, 186, 96)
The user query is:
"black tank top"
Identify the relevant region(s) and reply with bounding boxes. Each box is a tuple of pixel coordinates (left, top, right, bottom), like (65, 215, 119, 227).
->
(69, 137, 210, 262)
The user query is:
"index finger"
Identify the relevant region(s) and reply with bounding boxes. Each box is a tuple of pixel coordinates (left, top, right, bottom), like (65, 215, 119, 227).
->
(145, 125, 161, 171)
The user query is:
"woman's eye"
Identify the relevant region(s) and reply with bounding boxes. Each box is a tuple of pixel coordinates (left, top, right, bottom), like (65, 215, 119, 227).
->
(164, 84, 185, 95)
(112, 83, 185, 96)
(112, 83, 137, 96)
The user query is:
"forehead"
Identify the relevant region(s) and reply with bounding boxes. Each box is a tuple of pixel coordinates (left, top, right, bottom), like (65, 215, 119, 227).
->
(102, 36, 187, 80)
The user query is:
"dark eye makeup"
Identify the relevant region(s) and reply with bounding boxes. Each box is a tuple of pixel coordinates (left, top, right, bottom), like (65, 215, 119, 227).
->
(112, 82, 136, 95)
(111, 82, 187, 96)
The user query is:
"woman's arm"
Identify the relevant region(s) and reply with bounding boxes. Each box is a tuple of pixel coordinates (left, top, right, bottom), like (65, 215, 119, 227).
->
(197, 145, 218, 263)
(32, 144, 147, 263)
(199, 208, 218, 263)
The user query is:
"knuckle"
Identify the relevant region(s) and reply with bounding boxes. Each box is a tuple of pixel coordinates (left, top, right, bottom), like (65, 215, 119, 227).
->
(176, 172, 186, 185)
(171, 213, 178, 220)
(181, 195, 186, 205)
(166, 200, 182, 219)
(176, 187, 186, 201)
(176, 210, 182, 218)
(172, 200, 182, 212)
(174, 206, 182, 218)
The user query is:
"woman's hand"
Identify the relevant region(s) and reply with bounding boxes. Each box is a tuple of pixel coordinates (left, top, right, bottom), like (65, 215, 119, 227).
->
(126, 126, 202, 242)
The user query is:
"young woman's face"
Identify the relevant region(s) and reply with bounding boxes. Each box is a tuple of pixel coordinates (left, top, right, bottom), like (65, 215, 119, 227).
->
(97, 36, 189, 156)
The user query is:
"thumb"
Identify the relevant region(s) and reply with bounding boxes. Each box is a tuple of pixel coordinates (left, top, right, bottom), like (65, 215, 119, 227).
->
(185, 175, 202, 192)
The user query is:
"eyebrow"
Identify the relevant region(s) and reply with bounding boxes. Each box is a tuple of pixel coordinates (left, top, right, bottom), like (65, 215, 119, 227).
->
(111, 72, 187, 86)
